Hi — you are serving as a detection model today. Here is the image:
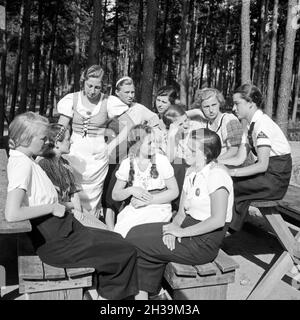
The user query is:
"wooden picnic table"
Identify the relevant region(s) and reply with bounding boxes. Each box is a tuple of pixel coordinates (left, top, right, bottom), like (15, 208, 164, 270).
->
(247, 186, 300, 299)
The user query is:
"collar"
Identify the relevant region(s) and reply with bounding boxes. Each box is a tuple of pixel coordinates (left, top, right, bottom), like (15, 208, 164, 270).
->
(9, 149, 31, 159)
(186, 162, 213, 183)
(249, 109, 263, 126)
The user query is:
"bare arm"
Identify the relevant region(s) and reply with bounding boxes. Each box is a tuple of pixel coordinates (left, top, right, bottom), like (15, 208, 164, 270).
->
(148, 176, 179, 205)
(71, 192, 82, 212)
(163, 187, 228, 238)
(5, 188, 64, 222)
(229, 146, 270, 177)
(112, 179, 152, 202)
(58, 114, 71, 128)
(218, 143, 248, 166)
(218, 146, 239, 161)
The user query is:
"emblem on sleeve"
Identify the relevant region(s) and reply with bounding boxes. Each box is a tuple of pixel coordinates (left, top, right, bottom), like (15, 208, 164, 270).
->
(257, 131, 268, 139)
(195, 188, 200, 196)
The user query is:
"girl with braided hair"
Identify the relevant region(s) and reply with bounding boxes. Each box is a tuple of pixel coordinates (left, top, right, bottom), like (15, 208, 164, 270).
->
(38, 123, 108, 230)
(112, 124, 179, 238)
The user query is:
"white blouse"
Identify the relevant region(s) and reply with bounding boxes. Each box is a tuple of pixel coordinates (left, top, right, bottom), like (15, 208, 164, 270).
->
(183, 163, 233, 223)
(7, 150, 58, 207)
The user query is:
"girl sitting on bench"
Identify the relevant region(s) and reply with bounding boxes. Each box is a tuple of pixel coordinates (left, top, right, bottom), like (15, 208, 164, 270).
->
(112, 124, 179, 238)
(5, 112, 138, 300)
(218, 84, 292, 232)
(38, 123, 108, 230)
(126, 128, 233, 300)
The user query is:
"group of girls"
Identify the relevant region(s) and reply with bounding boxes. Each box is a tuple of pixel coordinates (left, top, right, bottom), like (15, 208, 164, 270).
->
(5, 62, 292, 299)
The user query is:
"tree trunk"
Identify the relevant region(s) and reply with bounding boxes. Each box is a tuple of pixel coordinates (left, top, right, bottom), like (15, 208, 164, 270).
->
(276, 0, 297, 135)
(9, 1, 24, 121)
(87, 0, 102, 66)
(111, 0, 119, 93)
(255, 0, 268, 90)
(133, 0, 143, 101)
(241, 0, 251, 84)
(156, 0, 170, 89)
(73, 0, 81, 92)
(48, 59, 57, 118)
(292, 57, 300, 122)
(0, 1, 7, 137)
(18, 0, 31, 114)
(40, 4, 59, 115)
(29, 0, 43, 112)
(179, 0, 190, 106)
(140, 0, 158, 109)
(265, 0, 278, 117)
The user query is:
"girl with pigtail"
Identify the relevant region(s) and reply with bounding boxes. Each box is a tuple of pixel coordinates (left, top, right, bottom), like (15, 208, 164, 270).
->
(38, 123, 108, 230)
(112, 124, 179, 238)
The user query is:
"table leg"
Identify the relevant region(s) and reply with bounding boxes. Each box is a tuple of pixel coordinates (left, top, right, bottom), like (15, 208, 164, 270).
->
(0, 265, 6, 297)
(247, 251, 294, 300)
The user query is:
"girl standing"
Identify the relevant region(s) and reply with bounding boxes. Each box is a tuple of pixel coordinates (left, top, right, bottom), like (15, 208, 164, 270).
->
(5, 112, 138, 300)
(112, 124, 179, 238)
(57, 65, 109, 217)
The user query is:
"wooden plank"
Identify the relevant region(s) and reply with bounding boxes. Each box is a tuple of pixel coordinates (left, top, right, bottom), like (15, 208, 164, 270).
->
(261, 207, 296, 256)
(26, 288, 83, 300)
(278, 206, 300, 223)
(279, 185, 300, 214)
(18, 256, 45, 280)
(167, 262, 197, 277)
(194, 263, 218, 276)
(251, 200, 280, 208)
(43, 262, 67, 280)
(214, 249, 239, 273)
(247, 251, 294, 300)
(165, 266, 235, 290)
(172, 283, 228, 300)
(19, 275, 92, 294)
(66, 267, 95, 278)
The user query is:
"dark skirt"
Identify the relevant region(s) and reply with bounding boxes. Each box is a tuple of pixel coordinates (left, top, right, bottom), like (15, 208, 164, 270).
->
(126, 215, 228, 295)
(231, 153, 292, 232)
(35, 217, 138, 300)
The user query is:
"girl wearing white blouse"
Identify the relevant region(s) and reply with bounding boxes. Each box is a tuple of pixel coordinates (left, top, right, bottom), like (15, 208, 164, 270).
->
(126, 128, 233, 300)
(5, 112, 139, 300)
(112, 124, 179, 238)
(219, 84, 292, 232)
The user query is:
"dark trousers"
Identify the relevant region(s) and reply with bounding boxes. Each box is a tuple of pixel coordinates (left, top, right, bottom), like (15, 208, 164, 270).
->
(126, 215, 228, 295)
(36, 219, 138, 300)
(231, 154, 292, 232)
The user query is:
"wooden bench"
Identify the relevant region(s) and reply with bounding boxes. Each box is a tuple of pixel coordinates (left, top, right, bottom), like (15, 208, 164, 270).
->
(164, 249, 239, 300)
(0, 149, 94, 300)
(247, 186, 300, 300)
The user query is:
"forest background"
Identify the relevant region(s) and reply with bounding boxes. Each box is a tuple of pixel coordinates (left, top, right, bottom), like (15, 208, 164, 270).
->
(0, 0, 299, 142)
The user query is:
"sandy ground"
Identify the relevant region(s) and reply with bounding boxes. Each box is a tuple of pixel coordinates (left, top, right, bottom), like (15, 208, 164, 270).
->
(1, 143, 300, 300)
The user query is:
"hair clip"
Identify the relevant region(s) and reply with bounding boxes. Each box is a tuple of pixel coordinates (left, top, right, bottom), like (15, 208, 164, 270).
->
(116, 76, 132, 87)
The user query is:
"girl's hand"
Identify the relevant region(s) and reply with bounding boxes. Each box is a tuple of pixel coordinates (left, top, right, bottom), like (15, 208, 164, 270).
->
(162, 223, 183, 238)
(52, 203, 65, 218)
(130, 187, 152, 201)
(168, 123, 180, 137)
(130, 197, 150, 208)
(162, 234, 177, 251)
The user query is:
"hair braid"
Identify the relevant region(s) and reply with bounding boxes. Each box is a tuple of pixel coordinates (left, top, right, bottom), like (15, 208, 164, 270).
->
(150, 154, 159, 179)
(128, 152, 135, 187)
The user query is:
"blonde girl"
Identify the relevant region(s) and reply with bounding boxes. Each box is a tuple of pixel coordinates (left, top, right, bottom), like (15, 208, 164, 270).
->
(5, 112, 138, 300)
